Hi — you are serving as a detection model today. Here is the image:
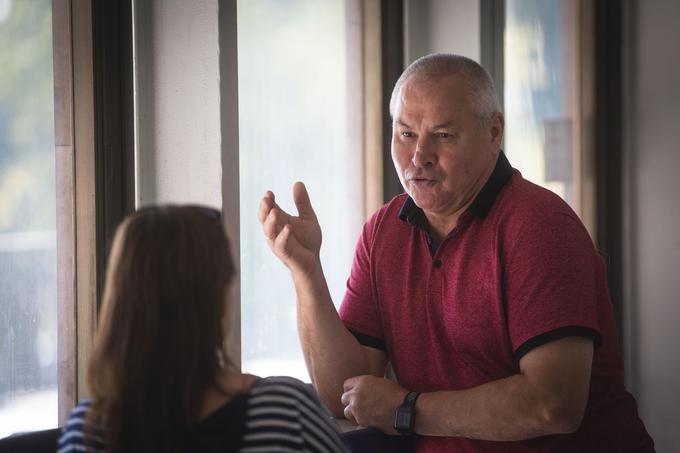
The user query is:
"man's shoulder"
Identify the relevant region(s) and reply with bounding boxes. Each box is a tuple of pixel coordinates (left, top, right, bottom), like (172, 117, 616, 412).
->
(497, 171, 580, 221)
(372, 192, 409, 220)
(361, 193, 410, 237)
(493, 171, 592, 245)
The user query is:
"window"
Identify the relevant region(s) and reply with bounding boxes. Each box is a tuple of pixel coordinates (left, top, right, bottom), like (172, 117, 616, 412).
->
(0, 0, 58, 436)
(237, 0, 364, 381)
(504, 0, 585, 215)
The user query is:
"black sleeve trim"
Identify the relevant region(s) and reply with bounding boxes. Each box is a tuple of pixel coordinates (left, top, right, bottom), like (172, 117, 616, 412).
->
(514, 326, 602, 361)
(348, 329, 386, 351)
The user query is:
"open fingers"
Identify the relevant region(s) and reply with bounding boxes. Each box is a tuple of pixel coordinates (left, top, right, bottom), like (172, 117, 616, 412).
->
(262, 207, 288, 242)
(272, 223, 298, 262)
(257, 190, 277, 224)
(292, 181, 316, 218)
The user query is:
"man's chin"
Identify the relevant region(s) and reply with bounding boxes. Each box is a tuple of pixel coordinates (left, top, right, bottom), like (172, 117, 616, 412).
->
(408, 194, 438, 212)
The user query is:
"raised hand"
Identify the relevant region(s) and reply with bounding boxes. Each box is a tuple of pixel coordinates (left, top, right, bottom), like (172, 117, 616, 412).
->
(258, 181, 323, 277)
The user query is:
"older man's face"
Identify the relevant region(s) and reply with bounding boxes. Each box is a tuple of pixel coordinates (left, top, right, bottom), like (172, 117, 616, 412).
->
(391, 74, 503, 220)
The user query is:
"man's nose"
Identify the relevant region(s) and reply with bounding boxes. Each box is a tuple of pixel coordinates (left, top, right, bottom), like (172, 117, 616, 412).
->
(412, 139, 436, 167)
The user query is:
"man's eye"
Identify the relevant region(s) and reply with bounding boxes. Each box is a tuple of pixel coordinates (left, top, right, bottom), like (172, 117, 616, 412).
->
(436, 132, 451, 139)
(401, 131, 414, 138)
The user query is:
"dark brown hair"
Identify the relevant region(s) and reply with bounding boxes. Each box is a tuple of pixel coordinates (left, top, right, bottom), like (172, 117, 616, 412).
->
(86, 205, 235, 453)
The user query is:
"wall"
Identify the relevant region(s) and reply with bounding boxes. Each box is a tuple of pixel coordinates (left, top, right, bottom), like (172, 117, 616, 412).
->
(625, 1, 680, 450)
(134, 0, 222, 207)
(404, 0, 480, 64)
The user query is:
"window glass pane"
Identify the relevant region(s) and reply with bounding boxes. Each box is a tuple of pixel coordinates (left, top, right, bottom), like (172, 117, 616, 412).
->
(504, 0, 579, 211)
(238, 0, 362, 381)
(0, 0, 58, 437)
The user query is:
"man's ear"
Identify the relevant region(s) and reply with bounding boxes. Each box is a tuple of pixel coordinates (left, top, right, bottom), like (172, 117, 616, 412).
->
(489, 112, 504, 145)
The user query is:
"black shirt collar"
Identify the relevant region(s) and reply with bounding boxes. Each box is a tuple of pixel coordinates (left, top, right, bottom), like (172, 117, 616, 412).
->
(398, 150, 513, 228)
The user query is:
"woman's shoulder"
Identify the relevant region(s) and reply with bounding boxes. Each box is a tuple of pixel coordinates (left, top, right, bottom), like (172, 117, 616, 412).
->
(57, 400, 105, 452)
(249, 375, 315, 395)
(242, 376, 348, 452)
(60, 399, 91, 434)
(247, 376, 333, 413)
(245, 376, 318, 410)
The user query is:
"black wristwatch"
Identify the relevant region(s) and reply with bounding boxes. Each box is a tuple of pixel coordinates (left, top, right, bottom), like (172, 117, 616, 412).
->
(394, 391, 421, 434)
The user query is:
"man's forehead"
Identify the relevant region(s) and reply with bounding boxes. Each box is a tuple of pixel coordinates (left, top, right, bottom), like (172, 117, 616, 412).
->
(397, 75, 470, 108)
(394, 76, 470, 124)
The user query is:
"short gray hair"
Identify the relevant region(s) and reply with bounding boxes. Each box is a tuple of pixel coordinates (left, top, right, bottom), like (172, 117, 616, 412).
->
(389, 53, 502, 125)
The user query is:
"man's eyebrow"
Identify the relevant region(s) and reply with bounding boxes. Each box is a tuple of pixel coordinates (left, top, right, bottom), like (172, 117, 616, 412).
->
(395, 119, 411, 128)
(432, 121, 453, 129)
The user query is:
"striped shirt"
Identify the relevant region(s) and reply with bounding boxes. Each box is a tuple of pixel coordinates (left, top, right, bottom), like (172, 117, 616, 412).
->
(57, 376, 348, 452)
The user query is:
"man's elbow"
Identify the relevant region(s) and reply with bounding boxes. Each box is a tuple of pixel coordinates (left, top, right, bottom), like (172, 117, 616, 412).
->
(315, 385, 345, 418)
(539, 397, 586, 434)
(325, 398, 346, 419)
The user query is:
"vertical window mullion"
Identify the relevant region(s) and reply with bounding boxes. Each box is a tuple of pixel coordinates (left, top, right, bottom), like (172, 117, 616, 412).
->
(53, 0, 77, 425)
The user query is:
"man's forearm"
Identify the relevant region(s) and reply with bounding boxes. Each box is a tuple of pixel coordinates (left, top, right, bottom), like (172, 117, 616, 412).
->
(415, 373, 584, 441)
(292, 263, 375, 416)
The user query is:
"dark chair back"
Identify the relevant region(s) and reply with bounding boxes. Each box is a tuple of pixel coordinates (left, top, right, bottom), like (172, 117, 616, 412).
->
(0, 428, 61, 453)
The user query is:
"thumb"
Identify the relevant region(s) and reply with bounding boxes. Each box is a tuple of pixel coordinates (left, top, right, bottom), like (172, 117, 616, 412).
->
(293, 181, 316, 218)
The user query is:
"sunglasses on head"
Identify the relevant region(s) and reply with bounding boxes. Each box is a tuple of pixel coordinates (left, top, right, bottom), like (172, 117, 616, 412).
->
(135, 204, 223, 226)
(190, 205, 222, 222)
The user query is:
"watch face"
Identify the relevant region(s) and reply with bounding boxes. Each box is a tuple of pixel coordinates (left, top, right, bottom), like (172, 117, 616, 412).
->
(395, 408, 413, 430)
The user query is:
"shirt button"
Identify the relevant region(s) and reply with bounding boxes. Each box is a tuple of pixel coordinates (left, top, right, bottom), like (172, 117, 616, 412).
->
(434, 259, 443, 268)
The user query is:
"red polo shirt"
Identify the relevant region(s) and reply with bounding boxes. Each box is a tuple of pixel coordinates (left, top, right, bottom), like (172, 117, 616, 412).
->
(339, 152, 653, 452)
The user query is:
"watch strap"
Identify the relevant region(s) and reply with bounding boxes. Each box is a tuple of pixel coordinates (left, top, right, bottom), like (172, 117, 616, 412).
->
(394, 391, 421, 434)
(403, 391, 421, 407)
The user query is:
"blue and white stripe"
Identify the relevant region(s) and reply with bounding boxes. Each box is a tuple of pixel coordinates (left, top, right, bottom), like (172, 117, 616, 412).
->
(56, 376, 347, 452)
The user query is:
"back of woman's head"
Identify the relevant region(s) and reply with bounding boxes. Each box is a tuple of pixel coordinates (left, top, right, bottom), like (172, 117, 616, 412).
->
(87, 205, 235, 453)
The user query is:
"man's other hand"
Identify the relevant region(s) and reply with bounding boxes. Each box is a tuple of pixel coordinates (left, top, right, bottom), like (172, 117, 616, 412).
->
(341, 375, 409, 434)
(258, 181, 322, 277)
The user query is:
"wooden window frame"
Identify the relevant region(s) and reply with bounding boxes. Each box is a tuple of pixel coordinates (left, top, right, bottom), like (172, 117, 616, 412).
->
(480, 0, 505, 111)
(593, 0, 625, 364)
(380, 0, 405, 202)
(218, 0, 241, 365)
(53, 0, 77, 425)
(53, 0, 134, 424)
(362, 0, 384, 216)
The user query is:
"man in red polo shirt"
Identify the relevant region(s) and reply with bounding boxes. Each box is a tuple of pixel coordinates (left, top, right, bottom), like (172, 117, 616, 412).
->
(258, 53, 653, 452)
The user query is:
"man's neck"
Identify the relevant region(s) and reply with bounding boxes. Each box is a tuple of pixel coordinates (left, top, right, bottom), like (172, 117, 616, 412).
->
(425, 210, 464, 243)
(424, 158, 497, 242)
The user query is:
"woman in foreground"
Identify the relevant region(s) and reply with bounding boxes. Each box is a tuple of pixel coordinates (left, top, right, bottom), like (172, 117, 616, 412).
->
(58, 205, 347, 453)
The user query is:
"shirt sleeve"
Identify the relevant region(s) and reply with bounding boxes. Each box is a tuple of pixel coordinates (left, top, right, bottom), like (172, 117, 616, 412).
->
(338, 215, 386, 349)
(504, 210, 603, 359)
